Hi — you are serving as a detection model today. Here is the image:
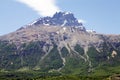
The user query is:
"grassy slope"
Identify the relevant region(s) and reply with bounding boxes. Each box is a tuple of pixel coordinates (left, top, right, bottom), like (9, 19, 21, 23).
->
(0, 71, 110, 80)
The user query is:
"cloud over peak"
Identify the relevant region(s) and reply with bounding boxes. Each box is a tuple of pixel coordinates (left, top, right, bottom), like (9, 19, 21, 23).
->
(17, 0, 60, 16)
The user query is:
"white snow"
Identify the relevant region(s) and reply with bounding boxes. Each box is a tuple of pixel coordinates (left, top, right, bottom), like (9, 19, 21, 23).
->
(63, 12, 72, 16)
(63, 27, 66, 31)
(28, 20, 37, 26)
(46, 19, 49, 22)
(43, 23, 50, 26)
(86, 30, 96, 33)
(56, 31, 60, 34)
(65, 12, 71, 15)
(61, 20, 67, 26)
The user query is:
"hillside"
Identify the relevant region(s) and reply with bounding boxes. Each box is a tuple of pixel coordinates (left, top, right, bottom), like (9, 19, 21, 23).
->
(0, 12, 120, 79)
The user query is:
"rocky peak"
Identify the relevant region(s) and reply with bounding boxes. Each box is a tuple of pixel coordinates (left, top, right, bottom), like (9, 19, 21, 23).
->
(52, 12, 82, 27)
(29, 12, 83, 27)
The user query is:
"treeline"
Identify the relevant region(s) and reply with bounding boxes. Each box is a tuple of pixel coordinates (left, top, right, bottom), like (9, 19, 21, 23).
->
(0, 72, 110, 80)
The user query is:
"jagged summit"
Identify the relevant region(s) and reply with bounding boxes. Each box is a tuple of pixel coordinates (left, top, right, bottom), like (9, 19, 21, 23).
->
(28, 12, 83, 27)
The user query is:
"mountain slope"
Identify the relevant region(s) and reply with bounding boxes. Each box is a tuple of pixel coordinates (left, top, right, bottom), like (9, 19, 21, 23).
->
(0, 12, 120, 76)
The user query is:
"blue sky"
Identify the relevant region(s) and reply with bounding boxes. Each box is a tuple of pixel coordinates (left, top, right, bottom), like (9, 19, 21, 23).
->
(0, 0, 120, 35)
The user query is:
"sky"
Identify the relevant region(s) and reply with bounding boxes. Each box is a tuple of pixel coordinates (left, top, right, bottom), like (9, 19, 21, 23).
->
(0, 0, 120, 35)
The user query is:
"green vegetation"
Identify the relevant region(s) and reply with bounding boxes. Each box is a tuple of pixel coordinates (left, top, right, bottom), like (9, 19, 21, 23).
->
(74, 44, 84, 55)
(0, 71, 61, 80)
(0, 41, 45, 70)
(20, 41, 45, 68)
(1, 41, 120, 79)
(87, 43, 120, 78)
(40, 44, 63, 71)
(0, 71, 111, 80)
(87, 47, 100, 67)
(61, 47, 69, 57)
(61, 48, 89, 75)
(0, 41, 19, 70)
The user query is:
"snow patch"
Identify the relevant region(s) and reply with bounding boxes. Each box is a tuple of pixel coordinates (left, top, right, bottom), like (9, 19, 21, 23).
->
(86, 30, 96, 33)
(28, 20, 37, 26)
(62, 12, 72, 16)
(64, 12, 72, 15)
(43, 23, 50, 26)
(63, 27, 66, 31)
(56, 31, 60, 34)
(61, 20, 67, 26)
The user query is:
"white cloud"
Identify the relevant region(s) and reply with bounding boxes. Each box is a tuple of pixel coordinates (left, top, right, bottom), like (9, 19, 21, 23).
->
(16, 0, 60, 16)
(78, 19, 86, 24)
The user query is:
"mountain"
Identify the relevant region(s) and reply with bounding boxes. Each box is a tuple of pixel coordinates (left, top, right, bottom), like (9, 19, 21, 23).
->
(28, 12, 83, 27)
(0, 12, 120, 76)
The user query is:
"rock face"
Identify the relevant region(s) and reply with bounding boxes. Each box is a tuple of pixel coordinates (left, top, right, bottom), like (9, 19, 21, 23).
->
(0, 12, 120, 75)
(31, 12, 83, 27)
